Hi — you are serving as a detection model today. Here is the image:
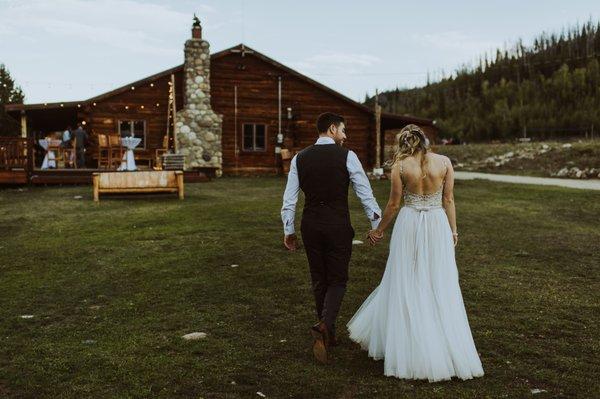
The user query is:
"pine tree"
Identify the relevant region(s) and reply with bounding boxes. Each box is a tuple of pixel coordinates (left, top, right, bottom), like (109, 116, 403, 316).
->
(0, 64, 25, 136)
(364, 20, 600, 141)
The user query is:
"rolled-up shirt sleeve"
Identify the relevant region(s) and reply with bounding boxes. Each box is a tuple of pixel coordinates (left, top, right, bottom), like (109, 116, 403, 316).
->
(281, 155, 300, 235)
(347, 151, 382, 229)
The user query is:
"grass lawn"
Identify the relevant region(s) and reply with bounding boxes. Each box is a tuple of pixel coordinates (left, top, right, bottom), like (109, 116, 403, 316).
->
(1, 177, 599, 398)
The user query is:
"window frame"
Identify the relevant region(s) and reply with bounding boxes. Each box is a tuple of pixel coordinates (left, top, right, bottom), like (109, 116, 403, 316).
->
(242, 123, 268, 153)
(117, 119, 147, 150)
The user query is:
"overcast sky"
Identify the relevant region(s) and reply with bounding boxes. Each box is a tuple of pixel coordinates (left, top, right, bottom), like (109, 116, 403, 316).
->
(1, 0, 599, 104)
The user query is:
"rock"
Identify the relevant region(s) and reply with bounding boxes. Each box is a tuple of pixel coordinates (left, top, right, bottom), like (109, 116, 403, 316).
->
(182, 332, 207, 340)
(73, 195, 83, 199)
(82, 339, 96, 345)
(231, 264, 239, 268)
(256, 393, 266, 398)
(542, 144, 550, 150)
(562, 143, 572, 148)
(194, 76, 204, 84)
(180, 125, 191, 134)
(531, 389, 547, 394)
(556, 167, 569, 177)
(352, 240, 364, 245)
(20, 314, 34, 319)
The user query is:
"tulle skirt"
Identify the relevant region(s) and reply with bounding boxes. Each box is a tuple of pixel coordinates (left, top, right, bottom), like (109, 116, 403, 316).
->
(347, 206, 484, 382)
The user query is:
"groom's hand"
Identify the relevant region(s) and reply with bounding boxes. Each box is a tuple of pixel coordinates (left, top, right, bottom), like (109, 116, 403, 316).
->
(284, 234, 298, 251)
(367, 229, 384, 246)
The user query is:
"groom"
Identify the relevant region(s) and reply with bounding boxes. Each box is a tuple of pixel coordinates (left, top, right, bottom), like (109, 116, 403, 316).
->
(281, 112, 381, 363)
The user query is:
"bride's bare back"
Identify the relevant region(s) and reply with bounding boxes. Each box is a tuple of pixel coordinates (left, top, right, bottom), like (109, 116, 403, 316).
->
(397, 152, 450, 195)
(372, 151, 458, 246)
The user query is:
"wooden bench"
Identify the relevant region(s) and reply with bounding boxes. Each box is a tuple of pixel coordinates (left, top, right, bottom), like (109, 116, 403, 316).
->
(92, 170, 184, 202)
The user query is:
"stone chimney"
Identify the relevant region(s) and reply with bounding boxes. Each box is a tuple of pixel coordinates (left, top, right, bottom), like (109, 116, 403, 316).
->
(175, 15, 223, 173)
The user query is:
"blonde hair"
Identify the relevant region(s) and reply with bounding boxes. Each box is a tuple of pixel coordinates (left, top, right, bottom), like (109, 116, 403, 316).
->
(391, 124, 430, 177)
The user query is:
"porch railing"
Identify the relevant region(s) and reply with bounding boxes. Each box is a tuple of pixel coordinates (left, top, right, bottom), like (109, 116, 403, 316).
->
(0, 137, 34, 171)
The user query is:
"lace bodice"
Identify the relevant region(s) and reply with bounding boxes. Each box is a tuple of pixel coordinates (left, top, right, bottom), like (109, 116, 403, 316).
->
(403, 187, 443, 208)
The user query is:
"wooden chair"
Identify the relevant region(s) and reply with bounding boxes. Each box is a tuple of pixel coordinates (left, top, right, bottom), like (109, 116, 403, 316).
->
(97, 134, 110, 169)
(108, 135, 124, 169)
(155, 135, 169, 169)
(47, 140, 63, 169)
(62, 138, 77, 169)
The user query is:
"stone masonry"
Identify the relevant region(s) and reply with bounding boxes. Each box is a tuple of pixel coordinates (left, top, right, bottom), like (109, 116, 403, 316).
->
(175, 20, 223, 172)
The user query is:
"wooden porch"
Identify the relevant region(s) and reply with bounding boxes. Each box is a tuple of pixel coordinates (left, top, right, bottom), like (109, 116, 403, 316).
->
(0, 137, 212, 185)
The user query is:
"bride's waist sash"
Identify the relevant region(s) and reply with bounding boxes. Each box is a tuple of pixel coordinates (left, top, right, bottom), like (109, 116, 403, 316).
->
(403, 204, 443, 212)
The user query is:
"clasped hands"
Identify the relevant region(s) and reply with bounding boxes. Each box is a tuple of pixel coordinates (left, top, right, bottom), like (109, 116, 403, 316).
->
(367, 229, 384, 246)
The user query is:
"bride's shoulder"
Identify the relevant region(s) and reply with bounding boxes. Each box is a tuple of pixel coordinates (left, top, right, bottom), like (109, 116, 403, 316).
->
(389, 161, 403, 179)
(428, 152, 451, 165)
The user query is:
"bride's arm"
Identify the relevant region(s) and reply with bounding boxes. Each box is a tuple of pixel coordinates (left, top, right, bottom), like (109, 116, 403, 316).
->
(369, 164, 403, 242)
(442, 158, 458, 245)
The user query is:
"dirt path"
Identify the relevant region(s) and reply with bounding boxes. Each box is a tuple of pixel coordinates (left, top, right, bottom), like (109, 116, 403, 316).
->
(454, 171, 600, 191)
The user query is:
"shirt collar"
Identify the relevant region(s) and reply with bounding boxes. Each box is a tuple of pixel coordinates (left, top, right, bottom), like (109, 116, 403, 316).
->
(315, 136, 336, 145)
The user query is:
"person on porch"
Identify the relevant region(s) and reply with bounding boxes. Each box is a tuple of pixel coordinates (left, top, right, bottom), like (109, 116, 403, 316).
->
(72, 123, 88, 168)
(61, 125, 72, 148)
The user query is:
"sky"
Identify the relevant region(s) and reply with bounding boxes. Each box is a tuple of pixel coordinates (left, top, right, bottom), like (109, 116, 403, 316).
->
(1, 0, 599, 104)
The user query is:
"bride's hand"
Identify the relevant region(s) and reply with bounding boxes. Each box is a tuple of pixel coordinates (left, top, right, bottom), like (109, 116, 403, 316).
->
(452, 232, 458, 247)
(367, 229, 384, 246)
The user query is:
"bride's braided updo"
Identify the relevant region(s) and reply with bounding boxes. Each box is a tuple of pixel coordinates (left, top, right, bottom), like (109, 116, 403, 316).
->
(391, 124, 430, 177)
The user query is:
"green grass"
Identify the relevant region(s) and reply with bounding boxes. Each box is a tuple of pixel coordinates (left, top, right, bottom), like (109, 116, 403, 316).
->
(434, 140, 600, 177)
(0, 178, 599, 398)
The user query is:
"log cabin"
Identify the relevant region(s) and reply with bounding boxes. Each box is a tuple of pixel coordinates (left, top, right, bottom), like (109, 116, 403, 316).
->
(3, 18, 437, 184)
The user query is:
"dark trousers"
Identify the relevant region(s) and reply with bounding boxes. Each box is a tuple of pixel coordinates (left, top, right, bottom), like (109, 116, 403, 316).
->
(301, 219, 354, 336)
(76, 147, 85, 168)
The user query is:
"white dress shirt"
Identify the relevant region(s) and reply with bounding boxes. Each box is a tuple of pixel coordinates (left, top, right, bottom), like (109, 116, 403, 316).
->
(281, 136, 381, 235)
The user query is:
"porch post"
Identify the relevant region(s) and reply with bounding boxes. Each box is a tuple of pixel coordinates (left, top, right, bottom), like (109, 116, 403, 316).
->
(20, 112, 27, 138)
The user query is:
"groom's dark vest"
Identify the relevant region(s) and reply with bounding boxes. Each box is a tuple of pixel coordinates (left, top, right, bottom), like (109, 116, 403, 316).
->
(296, 144, 351, 226)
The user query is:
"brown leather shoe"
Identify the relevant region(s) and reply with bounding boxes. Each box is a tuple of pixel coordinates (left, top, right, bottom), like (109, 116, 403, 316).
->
(310, 321, 329, 364)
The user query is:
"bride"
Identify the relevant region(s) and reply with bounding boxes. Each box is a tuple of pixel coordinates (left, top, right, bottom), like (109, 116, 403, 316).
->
(347, 124, 484, 382)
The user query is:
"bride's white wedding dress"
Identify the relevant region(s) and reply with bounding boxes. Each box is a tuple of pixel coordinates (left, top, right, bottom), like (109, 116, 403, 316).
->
(347, 186, 484, 382)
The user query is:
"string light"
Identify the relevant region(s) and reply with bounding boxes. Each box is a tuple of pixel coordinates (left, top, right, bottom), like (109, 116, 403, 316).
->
(150, 83, 154, 87)
(140, 105, 144, 109)
(77, 104, 81, 108)
(156, 103, 160, 107)
(93, 102, 97, 106)
(60, 103, 64, 107)
(125, 105, 129, 110)
(131, 86, 135, 90)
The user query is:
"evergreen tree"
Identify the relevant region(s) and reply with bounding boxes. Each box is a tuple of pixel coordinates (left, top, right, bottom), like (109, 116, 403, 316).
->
(0, 63, 25, 136)
(367, 20, 600, 141)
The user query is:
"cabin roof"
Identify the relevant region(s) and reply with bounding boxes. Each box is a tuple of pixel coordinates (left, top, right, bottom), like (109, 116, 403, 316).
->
(5, 44, 434, 126)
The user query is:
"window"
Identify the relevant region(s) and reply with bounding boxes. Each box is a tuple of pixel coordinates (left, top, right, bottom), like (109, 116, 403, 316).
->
(243, 123, 267, 151)
(118, 120, 146, 149)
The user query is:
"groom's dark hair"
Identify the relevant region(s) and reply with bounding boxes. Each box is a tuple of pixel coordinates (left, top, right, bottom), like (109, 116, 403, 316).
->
(317, 112, 345, 134)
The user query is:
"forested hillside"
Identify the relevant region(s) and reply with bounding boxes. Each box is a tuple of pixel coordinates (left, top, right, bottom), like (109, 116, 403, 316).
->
(368, 21, 600, 142)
